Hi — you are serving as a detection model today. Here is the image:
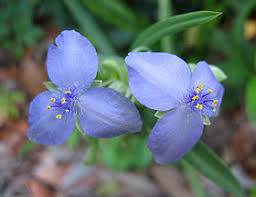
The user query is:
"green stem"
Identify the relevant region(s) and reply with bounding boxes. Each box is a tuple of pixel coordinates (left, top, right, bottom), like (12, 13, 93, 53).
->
(158, 0, 175, 52)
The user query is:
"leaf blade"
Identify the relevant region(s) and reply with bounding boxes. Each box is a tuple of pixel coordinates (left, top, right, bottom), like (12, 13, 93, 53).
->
(131, 11, 222, 49)
(183, 141, 244, 197)
(63, 0, 116, 55)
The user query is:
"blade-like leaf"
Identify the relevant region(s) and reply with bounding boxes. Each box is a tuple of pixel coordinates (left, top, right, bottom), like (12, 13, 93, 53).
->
(181, 159, 208, 197)
(81, 0, 140, 34)
(246, 76, 256, 128)
(183, 141, 244, 197)
(19, 140, 37, 156)
(131, 11, 222, 49)
(63, 0, 116, 55)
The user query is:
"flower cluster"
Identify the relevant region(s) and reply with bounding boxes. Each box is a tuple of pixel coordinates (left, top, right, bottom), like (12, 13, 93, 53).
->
(28, 30, 224, 164)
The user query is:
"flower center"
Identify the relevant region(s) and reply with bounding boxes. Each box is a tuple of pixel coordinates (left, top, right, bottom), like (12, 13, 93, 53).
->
(46, 88, 78, 119)
(183, 84, 218, 114)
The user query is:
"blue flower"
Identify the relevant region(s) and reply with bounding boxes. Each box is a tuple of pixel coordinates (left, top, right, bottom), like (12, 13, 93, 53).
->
(125, 52, 224, 164)
(27, 30, 142, 145)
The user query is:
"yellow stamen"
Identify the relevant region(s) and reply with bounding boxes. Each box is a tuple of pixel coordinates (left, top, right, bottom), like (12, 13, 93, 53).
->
(213, 108, 216, 112)
(50, 98, 56, 103)
(192, 95, 199, 100)
(199, 84, 203, 90)
(208, 89, 213, 93)
(213, 100, 219, 106)
(46, 105, 51, 110)
(56, 114, 62, 119)
(196, 104, 203, 110)
(61, 97, 66, 104)
(65, 90, 71, 94)
(196, 88, 200, 94)
(65, 109, 69, 113)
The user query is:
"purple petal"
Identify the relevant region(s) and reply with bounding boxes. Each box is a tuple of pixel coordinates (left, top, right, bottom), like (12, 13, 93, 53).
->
(27, 91, 76, 145)
(47, 30, 98, 90)
(148, 106, 203, 164)
(125, 52, 191, 111)
(78, 87, 142, 138)
(191, 61, 224, 117)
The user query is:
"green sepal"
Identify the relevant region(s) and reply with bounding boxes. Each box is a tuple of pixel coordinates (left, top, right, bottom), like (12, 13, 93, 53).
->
(90, 80, 103, 88)
(43, 81, 59, 92)
(201, 114, 211, 126)
(154, 109, 174, 119)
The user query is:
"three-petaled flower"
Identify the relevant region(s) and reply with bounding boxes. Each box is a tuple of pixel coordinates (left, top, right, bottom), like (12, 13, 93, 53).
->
(125, 52, 224, 164)
(28, 30, 142, 145)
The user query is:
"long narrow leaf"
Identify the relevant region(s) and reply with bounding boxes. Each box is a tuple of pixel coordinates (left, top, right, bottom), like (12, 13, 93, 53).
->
(131, 11, 222, 49)
(81, 0, 140, 34)
(63, 0, 116, 55)
(181, 159, 208, 197)
(19, 140, 37, 156)
(183, 141, 244, 197)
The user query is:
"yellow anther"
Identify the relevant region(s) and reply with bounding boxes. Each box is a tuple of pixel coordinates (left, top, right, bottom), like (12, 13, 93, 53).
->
(196, 104, 203, 110)
(61, 97, 66, 104)
(50, 98, 56, 103)
(199, 84, 203, 90)
(196, 88, 200, 94)
(212, 100, 219, 106)
(46, 105, 51, 110)
(208, 89, 213, 93)
(65, 109, 69, 113)
(213, 108, 216, 112)
(65, 90, 71, 94)
(56, 114, 62, 119)
(192, 95, 199, 100)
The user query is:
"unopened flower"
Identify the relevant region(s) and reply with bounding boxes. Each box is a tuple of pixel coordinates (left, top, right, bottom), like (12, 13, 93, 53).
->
(125, 52, 224, 164)
(28, 30, 142, 145)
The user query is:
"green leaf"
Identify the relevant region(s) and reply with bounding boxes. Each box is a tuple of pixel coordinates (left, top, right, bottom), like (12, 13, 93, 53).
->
(101, 135, 152, 171)
(81, 0, 140, 34)
(249, 185, 256, 197)
(19, 140, 37, 156)
(181, 159, 208, 197)
(131, 11, 222, 49)
(43, 81, 59, 92)
(254, 47, 256, 72)
(63, 0, 116, 55)
(232, 0, 256, 46)
(189, 63, 227, 82)
(246, 76, 256, 128)
(183, 141, 244, 197)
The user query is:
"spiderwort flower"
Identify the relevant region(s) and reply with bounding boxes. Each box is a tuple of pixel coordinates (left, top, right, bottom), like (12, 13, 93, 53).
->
(27, 30, 142, 145)
(125, 52, 224, 164)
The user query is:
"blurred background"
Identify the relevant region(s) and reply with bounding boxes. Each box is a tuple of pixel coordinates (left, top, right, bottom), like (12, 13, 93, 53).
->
(0, 0, 256, 196)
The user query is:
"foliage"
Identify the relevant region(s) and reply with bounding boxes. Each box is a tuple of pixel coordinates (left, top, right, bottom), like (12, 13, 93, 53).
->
(0, 86, 25, 120)
(10, 0, 256, 196)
